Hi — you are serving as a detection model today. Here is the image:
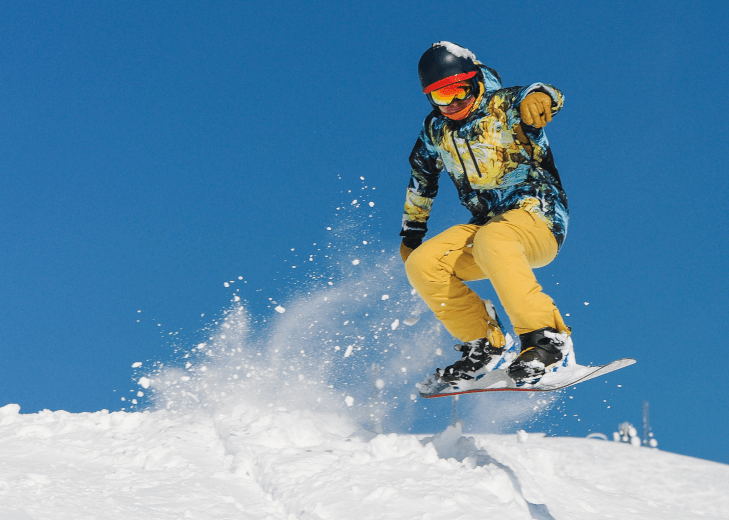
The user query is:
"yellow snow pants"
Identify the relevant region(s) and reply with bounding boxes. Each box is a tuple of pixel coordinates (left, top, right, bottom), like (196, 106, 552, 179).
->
(404, 209, 567, 343)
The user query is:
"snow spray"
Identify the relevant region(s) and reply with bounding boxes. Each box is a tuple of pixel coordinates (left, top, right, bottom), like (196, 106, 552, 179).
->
(132, 182, 556, 434)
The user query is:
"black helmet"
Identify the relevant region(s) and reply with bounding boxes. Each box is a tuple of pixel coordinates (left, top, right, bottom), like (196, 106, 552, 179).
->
(418, 42, 479, 94)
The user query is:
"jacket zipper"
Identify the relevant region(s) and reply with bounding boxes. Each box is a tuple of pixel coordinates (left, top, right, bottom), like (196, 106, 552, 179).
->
(451, 132, 483, 179)
(465, 139, 483, 178)
(449, 132, 474, 196)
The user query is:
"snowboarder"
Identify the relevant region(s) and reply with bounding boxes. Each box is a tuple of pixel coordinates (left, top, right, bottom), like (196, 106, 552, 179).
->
(400, 42, 574, 389)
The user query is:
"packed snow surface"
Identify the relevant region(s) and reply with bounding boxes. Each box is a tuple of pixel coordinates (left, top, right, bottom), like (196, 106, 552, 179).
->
(0, 403, 728, 519)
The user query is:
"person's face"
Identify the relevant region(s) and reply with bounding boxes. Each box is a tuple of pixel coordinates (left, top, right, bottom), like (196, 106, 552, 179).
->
(429, 80, 475, 120)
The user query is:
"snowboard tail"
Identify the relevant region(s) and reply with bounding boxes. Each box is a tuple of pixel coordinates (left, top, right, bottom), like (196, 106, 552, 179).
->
(418, 358, 636, 399)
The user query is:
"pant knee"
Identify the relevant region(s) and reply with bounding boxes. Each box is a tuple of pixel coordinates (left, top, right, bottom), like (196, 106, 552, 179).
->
(472, 225, 522, 277)
(405, 244, 440, 291)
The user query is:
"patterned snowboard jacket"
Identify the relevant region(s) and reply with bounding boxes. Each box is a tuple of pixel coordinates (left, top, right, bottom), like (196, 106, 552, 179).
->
(400, 65, 569, 249)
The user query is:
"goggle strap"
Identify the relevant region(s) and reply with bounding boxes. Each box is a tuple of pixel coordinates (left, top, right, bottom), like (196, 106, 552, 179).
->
(423, 71, 478, 94)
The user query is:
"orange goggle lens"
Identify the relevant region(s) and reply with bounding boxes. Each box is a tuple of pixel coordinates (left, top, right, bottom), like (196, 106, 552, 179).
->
(428, 81, 474, 106)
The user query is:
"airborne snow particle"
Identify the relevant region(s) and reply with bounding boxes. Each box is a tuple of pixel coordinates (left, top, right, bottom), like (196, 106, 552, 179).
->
(345, 396, 355, 407)
(369, 202, 375, 207)
(381, 294, 389, 300)
(584, 302, 590, 306)
(131, 362, 142, 368)
(352, 259, 360, 265)
(375, 379, 385, 389)
(275, 306, 286, 313)
(138, 377, 151, 389)
(403, 318, 419, 326)
(391, 319, 400, 330)
(344, 345, 354, 357)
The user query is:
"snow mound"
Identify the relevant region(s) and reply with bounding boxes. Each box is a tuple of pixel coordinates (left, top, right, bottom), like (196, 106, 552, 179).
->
(0, 405, 727, 519)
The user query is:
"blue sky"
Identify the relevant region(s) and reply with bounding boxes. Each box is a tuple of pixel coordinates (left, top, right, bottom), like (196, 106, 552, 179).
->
(2, 0, 728, 464)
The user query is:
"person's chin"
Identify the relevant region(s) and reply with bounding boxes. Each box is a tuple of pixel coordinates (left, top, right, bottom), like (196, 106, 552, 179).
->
(440, 99, 474, 120)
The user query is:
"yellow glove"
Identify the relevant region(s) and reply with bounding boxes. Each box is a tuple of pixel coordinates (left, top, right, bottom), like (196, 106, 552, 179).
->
(520, 92, 553, 128)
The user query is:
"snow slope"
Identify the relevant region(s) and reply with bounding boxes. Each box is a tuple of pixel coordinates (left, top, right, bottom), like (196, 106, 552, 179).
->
(0, 402, 727, 520)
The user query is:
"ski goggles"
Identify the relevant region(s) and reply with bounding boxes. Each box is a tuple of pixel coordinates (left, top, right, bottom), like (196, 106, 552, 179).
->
(427, 80, 475, 106)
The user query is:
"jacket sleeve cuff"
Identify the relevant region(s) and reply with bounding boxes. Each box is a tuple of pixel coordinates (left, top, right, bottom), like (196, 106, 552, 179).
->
(401, 236, 423, 249)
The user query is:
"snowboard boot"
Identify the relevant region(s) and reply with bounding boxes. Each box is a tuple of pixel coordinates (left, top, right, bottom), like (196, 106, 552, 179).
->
(437, 338, 505, 386)
(435, 299, 513, 386)
(508, 327, 573, 386)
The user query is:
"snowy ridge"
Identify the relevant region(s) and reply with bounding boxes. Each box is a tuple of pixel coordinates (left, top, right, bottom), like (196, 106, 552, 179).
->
(0, 403, 728, 519)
